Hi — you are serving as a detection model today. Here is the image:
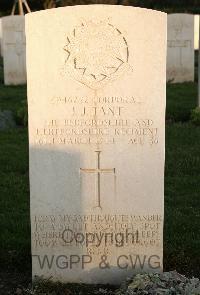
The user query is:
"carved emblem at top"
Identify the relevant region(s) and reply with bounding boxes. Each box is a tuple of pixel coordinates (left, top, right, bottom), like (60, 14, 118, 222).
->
(63, 20, 129, 89)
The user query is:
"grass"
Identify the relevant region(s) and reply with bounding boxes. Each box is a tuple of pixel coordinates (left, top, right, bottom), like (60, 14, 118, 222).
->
(0, 59, 27, 114)
(164, 123, 200, 277)
(0, 57, 200, 292)
(166, 82, 197, 122)
(0, 128, 30, 272)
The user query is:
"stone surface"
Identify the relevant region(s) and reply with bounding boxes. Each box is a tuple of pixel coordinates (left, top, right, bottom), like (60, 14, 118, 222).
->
(26, 5, 166, 285)
(167, 14, 194, 83)
(0, 19, 3, 57)
(2, 15, 26, 85)
(194, 15, 199, 50)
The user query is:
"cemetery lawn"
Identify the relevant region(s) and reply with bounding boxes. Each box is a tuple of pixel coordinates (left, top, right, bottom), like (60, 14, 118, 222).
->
(0, 63, 199, 291)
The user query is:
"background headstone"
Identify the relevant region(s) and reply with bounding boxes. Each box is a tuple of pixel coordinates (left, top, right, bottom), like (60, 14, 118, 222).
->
(194, 15, 199, 50)
(26, 6, 166, 284)
(167, 14, 194, 83)
(0, 110, 16, 130)
(2, 15, 26, 85)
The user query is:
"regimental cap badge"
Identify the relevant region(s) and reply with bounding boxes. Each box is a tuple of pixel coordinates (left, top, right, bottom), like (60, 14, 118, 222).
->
(63, 20, 130, 90)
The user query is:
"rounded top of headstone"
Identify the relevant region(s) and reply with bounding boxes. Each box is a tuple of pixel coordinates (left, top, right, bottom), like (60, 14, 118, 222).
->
(25, 5, 166, 18)
(26, 5, 166, 90)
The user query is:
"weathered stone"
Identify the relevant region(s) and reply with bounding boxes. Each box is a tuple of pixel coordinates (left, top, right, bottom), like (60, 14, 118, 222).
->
(26, 6, 166, 284)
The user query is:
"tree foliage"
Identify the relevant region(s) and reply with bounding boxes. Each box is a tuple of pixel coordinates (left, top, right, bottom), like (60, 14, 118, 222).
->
(0, 0, 55, 15)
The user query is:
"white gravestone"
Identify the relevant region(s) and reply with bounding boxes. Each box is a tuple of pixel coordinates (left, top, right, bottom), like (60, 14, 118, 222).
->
(26, 6, 166, 284)
(167, 14, 194, 83)
(0, 19, 3, 57)
(2, 15, 26, 85)
(194, 15, 199, 50)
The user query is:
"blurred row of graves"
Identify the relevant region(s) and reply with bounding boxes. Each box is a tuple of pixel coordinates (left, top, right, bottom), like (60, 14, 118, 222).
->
(0, 0, 56, 85)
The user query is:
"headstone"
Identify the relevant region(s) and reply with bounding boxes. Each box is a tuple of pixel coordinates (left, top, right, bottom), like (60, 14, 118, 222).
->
(194, 15, 199, 50)
(26, 6, 166, 284)
(167, 14, 194, 83)
(0, 19, 3, 57)
(2, 15, 26, 85)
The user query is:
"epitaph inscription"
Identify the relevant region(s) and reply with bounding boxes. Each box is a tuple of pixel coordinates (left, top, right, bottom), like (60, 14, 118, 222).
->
(27, 6, 166, 284)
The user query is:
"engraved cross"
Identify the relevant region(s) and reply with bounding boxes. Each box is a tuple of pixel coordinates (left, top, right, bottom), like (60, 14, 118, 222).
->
(6, 31, 25, 56)
(80, 151, 115, 209)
